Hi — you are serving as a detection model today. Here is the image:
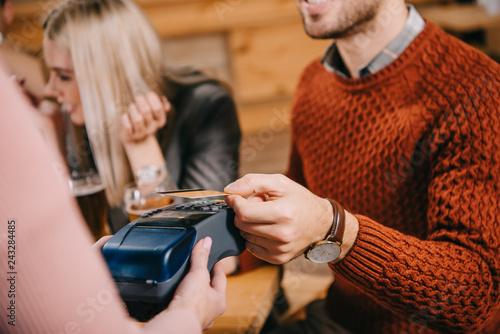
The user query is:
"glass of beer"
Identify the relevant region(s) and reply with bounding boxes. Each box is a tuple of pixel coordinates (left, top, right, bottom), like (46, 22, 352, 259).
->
(124, 184, 174, 222)
(69, 171, 110, 240)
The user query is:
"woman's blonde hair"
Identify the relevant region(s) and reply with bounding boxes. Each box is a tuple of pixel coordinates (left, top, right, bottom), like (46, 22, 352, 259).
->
(44, 0, 165, 207)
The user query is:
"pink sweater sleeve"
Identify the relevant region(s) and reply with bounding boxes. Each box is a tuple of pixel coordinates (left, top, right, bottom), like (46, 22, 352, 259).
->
(0, 65, 202, 334)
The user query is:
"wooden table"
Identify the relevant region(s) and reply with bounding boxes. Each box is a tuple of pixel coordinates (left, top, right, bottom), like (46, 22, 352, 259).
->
(204, 265, 281, 334)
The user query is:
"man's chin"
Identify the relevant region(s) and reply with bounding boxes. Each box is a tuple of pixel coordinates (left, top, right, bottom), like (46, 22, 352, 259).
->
(304, 24, 338, 39)
(303, 19, 326, 38)
(305, 29, 330, 39)
(304, 20, 358, 39)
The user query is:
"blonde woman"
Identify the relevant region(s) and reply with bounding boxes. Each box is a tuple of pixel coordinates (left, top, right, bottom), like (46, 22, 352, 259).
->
(43, 0, 241, 232)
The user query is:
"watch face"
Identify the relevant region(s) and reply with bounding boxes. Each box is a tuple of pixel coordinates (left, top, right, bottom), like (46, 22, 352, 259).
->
(308, 241, 341, 264)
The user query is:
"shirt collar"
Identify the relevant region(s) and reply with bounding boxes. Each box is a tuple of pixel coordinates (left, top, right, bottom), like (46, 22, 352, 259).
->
(322, 4, 425, 78)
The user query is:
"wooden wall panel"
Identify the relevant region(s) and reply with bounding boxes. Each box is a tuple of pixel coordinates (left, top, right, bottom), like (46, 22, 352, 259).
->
(143, 0, 300, 38)
(12, 0, 301, 39)
(237, 99, 292, 135)
(229, 20, 331, 104)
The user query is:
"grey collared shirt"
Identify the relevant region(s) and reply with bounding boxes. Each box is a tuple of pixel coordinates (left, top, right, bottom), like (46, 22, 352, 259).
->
(322, 4, 425, 78)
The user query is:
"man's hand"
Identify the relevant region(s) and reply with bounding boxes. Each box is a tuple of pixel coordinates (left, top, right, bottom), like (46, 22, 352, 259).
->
(120, 92, 170, 143)
(224, 174, 334, 264)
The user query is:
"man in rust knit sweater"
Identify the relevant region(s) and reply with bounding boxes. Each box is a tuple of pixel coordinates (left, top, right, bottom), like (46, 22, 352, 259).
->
(225, 0, 500, 333)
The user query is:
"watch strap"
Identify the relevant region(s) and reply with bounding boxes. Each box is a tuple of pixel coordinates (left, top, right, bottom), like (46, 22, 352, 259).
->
(327, 199, 345, 245)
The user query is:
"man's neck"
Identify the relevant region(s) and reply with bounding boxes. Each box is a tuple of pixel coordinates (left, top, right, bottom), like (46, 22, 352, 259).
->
(336, 0, 408, 78)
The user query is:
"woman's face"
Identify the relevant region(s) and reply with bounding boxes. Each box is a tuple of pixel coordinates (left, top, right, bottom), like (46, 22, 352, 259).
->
(43, 38, 84, 126)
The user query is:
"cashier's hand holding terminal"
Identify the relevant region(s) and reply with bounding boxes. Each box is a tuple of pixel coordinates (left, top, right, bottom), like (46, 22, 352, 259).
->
(93, 235, 113, 251)
(96, 235, 226, 329)
(167, 237, 227, 330)
(225, 173, 359, 265)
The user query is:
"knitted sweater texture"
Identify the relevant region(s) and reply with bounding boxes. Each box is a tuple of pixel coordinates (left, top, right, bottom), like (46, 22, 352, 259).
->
(287, 21, 500, 333)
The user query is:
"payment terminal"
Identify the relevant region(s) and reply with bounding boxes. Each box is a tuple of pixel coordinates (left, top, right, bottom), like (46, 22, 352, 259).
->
(102, 199, 245, 321)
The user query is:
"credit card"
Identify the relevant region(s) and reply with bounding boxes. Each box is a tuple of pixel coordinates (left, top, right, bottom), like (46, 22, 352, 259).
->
(155, 189, 229, 199)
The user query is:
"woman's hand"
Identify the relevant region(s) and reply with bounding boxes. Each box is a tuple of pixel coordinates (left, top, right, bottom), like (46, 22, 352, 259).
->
(120, 92, 170, 143)
(167, 237, 227, 330)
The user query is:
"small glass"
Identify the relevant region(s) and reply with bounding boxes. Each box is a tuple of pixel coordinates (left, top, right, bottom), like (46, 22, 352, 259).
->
(124, 183, 174, 222)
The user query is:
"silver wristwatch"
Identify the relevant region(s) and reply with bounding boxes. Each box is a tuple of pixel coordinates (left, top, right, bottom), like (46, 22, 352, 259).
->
(305, 199, 346, 264)
(135, 165, 167, 187)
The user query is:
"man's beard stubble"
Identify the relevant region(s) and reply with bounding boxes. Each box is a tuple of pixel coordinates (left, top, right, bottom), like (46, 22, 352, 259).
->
(302, 1, 381, 40)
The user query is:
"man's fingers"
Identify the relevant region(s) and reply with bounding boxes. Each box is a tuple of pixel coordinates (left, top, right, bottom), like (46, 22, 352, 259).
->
(245, 240, 293, 265)
(224, 173, 292, 198)
(226, 195, 270, 223)
(227, 194, 293, 224)
(246, 194, 268, 203)
(244, 241, 281, 265)
(238, 225, 293, 251)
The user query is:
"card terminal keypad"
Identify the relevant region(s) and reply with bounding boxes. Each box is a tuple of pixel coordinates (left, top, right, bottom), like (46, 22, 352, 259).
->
(140, 200, 229, 219)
